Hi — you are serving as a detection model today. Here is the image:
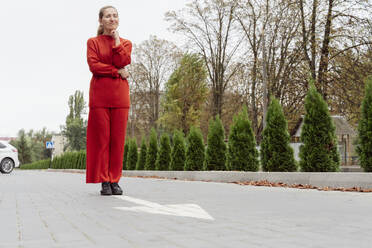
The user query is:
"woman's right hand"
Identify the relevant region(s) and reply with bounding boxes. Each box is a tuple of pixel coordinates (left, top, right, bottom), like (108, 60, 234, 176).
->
(118, 68, 129, 79)
(111, 30, 121, 46)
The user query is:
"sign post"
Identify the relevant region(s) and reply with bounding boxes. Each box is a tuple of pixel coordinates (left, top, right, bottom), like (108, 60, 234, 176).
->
(46, 141, 55, 168)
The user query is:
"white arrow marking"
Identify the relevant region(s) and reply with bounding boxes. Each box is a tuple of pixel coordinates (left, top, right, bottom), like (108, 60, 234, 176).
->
(113, 195, 214, 220)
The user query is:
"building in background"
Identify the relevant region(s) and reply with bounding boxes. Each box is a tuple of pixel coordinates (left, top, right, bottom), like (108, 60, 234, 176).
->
(291, 115, 357, 165)
(51, 134, 67, 159)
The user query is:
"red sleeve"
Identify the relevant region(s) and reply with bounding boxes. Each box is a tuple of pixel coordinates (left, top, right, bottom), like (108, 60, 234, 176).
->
(112, 39, 132, 68)
(87, 39, 119, 78)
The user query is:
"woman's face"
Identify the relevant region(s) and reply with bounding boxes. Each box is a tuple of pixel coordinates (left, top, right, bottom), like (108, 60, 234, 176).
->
(100, 8, 119, 31)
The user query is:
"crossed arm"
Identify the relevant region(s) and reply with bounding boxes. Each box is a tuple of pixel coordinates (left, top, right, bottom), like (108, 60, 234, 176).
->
(87, 38, 132, 79)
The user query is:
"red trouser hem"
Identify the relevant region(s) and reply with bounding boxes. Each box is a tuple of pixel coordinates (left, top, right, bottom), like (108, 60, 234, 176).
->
(86, 107, 129, 184)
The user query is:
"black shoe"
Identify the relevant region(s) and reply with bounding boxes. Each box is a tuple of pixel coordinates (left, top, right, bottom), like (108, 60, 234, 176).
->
(110, 182, 123, 195)
(100, 182, 112, 195)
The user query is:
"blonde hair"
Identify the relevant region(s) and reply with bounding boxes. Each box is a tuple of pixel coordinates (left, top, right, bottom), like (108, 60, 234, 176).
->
(97, 6, 118, 36)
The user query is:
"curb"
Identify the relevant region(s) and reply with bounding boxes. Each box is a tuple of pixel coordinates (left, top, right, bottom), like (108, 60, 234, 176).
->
(46, 169, 372, 190)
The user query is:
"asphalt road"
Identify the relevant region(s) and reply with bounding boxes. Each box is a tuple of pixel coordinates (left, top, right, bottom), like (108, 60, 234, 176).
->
(1, 170, 372, 248)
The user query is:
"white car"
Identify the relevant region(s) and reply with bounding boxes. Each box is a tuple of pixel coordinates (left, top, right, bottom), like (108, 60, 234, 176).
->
(0, 141, 20, 174)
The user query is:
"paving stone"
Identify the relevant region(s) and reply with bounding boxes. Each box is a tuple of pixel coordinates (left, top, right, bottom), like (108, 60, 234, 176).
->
(1, 170, 372, 247)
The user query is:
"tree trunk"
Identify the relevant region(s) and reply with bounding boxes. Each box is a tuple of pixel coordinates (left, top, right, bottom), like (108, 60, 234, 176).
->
(299, 0, 316, 81)
(155, 87, 159, 129)
(251, 55, 258, 136)
(212, 84, 223, 117)
(318, 0, 334, 100)
(310, 0, 317, 82)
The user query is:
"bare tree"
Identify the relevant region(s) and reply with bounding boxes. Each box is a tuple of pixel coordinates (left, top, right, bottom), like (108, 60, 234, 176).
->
(127, 0, 370, 141)
(298, 0, 372, 99)
(166, 0, 244, 118)
(264, 1, 309, 130)
(128, 36, 180, 134)
(236, 0, 307, 138)
(235, 0, 266, 134)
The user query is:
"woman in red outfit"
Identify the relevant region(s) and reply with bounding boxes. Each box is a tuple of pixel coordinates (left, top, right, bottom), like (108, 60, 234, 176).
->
(86, 6, 132, 195)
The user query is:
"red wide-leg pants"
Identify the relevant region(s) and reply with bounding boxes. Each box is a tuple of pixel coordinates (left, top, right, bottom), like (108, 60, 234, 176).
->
(86, 107, 129, 183)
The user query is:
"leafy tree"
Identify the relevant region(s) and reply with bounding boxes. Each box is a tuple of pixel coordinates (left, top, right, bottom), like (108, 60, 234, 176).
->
(11, 128, 53, 163)
(227, 106, 259, 171)
(136, 136, 147, 170)
(145, 128, 158, 170)
(299, 82, 340, 172)
(170, 130, 186, 171)
(27, 128, 53, 162)
(61, 90, 87, 151)
(156, 133, 171, 170)
(185, 126, 205, 171)
(11, 129, 32, 165)
(123, 140, 129, 170)
(357, 76, 372, 172)
(126, 139, 138, 170)
(205, 116, 227, 170)
(261, 98, 297, 172)
(159, 53, 209, 133)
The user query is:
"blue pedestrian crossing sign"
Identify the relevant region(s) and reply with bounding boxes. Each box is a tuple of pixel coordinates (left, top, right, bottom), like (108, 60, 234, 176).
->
(46, 141, 54, 149)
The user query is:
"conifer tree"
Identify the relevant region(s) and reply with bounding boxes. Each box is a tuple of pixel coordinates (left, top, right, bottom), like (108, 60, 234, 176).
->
(145, 128, 158, 170)
(205, 116, 227, 170)
(185, 126, 205, 171)
(123, 140, 129, 170)
(170, 130, 186, 170)
(136, 136, 147, 170)
(227, 106, 259, 171)
(357, 76, 372, 172)
(12, 129, 32, 165)
(156, 133, 171, 170)
(261, 98, 297, 171)
(299, 82, 340, 172)
(126, 139, 138, 170)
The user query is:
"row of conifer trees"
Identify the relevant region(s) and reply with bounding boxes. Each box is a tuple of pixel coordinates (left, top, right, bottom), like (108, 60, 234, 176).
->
(124, 104, 262, 171)
(20, 77, 372, 172)
(124, 77, 372, 172)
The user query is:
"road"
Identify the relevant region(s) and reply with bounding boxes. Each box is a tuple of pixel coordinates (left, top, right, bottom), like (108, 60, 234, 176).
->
(1, 170, 371, 248)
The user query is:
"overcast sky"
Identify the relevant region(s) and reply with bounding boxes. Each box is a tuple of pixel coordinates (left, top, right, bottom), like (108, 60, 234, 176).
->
(0, 0, 189, 137)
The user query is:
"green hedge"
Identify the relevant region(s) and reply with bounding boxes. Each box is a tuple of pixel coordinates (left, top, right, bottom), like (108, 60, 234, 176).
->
(51, 151, 86, 169)
(20, 159, 50, 170)
(22, 150, 86, 170)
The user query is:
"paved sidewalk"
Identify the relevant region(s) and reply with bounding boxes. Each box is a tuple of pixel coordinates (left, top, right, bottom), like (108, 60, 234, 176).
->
(1, 170, 372, 248)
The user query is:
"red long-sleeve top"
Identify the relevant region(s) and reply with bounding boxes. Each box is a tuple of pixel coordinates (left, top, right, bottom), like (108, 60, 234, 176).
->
(87, 35, 132, 108)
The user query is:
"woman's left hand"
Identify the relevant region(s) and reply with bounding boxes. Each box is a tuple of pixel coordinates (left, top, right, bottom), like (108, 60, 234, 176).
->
(118, 67, 129, 79)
